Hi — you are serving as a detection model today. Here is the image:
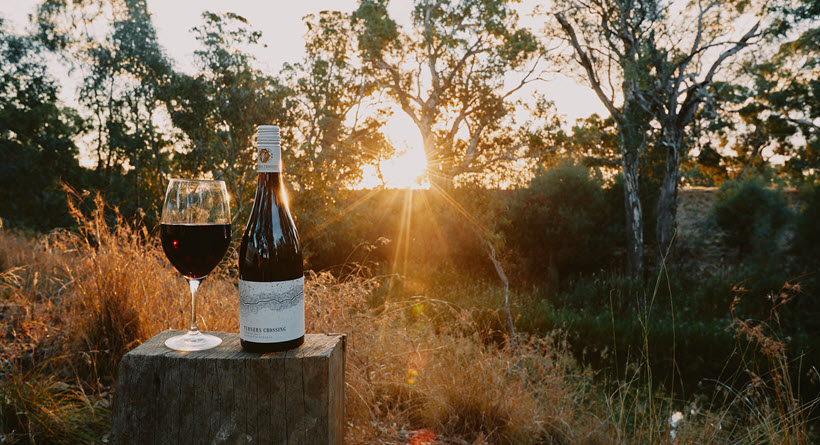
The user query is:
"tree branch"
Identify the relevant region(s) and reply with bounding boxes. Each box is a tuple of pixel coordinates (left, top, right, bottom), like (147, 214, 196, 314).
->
(555, 13, 620, 118)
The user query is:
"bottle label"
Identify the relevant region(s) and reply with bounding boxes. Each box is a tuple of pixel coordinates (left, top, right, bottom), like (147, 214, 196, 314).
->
(238, 277, 304, 343)
(257, 147, 280, 173)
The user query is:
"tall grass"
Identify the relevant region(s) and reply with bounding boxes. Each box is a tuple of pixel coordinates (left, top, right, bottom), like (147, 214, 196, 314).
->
(0, 192, 817, 443)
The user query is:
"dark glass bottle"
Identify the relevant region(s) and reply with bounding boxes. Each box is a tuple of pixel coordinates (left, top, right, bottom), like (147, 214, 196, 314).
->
(238, 125, 304, 353)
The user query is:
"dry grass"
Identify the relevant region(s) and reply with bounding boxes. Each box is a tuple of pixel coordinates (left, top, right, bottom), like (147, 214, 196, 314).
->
(1, 362, 109, 443)
(0, 192, 816, 444)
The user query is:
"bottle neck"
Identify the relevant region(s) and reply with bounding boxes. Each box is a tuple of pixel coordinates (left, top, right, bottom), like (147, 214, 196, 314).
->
(257, 171, 284, 191)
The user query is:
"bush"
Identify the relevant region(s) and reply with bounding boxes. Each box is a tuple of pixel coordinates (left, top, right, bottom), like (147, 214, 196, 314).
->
(711, 177, 791, 255)
(505, 165, 624, 282)
(296, 189, 497, 279)
(794, 183, 820, 265)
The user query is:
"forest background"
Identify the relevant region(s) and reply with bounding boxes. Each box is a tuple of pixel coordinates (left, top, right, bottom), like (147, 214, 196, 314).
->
(1, 0, 820, 443)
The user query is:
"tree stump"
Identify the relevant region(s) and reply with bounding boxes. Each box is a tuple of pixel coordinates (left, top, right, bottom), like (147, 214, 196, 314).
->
(110, 331, 345, 445)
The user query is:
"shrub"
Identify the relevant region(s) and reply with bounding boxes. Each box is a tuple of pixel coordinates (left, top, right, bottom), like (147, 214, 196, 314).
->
(794, 182, 820, 265)
(505, 165, 624, 282)
(296, 188, 497, 279)
(711, 176, 791, 255)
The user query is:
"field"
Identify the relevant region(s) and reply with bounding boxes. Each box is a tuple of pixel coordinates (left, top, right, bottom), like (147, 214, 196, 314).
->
(1, 190, 817, 444)
(2, 0, 818, 441)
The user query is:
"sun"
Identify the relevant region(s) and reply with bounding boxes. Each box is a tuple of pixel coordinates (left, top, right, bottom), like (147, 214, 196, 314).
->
(355, 113, 430, 189)
(355, 148, 429, 189)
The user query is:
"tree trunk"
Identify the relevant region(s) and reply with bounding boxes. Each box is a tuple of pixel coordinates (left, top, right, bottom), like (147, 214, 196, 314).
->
(621, 152, 644, 277)
(619, 99, 646, 278)
(656, 131, 681, 256)
(419, 122, 454, 190)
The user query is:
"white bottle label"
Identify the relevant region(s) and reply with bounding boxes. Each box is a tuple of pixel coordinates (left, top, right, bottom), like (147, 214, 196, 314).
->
(238, 277, 304, 343)
(257, 146, 281, 173)
(257, 125, 281, 173)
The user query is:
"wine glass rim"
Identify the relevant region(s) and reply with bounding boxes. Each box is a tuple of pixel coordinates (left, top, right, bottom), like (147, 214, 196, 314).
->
(168, 178, 226, 184)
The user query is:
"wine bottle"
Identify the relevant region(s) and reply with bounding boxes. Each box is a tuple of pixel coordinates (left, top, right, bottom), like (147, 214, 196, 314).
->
(238, 125, 305, 352)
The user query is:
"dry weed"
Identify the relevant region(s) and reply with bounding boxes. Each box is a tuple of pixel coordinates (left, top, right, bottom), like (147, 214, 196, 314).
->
(1, 192, 817, 444)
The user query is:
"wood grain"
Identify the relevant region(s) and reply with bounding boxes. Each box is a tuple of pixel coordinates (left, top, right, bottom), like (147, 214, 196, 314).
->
(111, 331, 345, 445)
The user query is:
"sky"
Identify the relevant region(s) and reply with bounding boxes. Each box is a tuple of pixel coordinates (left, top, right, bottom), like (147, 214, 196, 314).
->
(1, 0, 607, 187)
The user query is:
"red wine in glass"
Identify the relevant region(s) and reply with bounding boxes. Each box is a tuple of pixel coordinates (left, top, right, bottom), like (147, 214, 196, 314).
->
(161, 223, 231, 279)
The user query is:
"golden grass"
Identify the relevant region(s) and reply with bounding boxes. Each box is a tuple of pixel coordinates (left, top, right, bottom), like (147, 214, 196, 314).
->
(0, 192, 816, 444)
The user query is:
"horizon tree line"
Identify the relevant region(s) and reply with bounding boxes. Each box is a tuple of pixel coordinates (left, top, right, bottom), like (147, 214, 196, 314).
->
(0, 0, 817, 277)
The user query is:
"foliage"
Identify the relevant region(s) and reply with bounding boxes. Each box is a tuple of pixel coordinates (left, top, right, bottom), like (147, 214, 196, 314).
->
(34, 0, 177, 221)
(296, 189, 496, 278)
(281, 11, 392, 195)
(794, 182, 820, 265)
(352, 0, 543, 186)
(0, 20, 85, 230)
(164, 11, 289, 221)
(711, 177, 792, 255)
(506, 165, 624, 281)
(565, 113, 620, 174)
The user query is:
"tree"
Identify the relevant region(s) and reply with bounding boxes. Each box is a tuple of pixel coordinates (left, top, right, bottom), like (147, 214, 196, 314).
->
(0, 20, 85, 229)
(565, 113, 620, 175)
(640, 1, 760, 253)
(163, 12, 289, 219)
(277, 10, 396, 262)
(352, 0, 543, 188)
(281, 10, 393, 196)
(36, 0, 175, 215)
(732, 3, 819, 184)
(555, 0, 764, 272)
(554, 1, 658, 276)
(679, 1, 819, 186)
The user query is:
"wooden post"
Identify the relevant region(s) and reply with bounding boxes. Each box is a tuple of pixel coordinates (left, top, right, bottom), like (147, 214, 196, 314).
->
(110, 331, 345, 445)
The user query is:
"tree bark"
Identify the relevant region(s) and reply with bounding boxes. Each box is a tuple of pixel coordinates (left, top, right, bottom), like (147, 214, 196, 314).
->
(656, 130, 681, 255)
(619, 99, 646, 277)
(420, 120, 455, 190)
(621, 143, 644, 277)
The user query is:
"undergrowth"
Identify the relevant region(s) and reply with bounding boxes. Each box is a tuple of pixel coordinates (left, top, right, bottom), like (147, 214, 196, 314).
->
(0, 192, 817, 444)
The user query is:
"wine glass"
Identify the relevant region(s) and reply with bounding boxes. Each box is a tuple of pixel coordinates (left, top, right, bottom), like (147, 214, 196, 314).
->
(160, 179, 231, 351)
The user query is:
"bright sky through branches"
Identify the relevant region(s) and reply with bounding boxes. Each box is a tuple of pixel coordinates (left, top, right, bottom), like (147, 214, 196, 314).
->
(2, 0, 606, 188)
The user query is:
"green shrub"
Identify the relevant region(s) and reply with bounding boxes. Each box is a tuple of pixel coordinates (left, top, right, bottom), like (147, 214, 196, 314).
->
(711, 177, 791, 255)
(505, 165, 624, 281)
(794, 183, 820, 265)
(296, 189, 497, 278)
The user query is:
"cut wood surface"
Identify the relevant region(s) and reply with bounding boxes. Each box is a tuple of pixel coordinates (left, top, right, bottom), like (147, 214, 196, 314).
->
(111, 331, 345, 445)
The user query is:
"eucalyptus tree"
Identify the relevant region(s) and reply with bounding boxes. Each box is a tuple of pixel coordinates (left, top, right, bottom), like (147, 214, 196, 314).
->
(554, 0, 764, 272)
(277, 10, 395, 260)
(36, 0, 174, 210)
(638, 1, 761, 254)
(163, 12, 289, 218)
(727, 2, 820, 184)
(352, 0, 543, 188)
(0, 19, 84, 229)
(553, 1, 658, 276)
(280, 10, 393, 196)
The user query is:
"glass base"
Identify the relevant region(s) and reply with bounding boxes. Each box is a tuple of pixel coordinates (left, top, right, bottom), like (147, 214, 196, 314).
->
(165, 331, 222, 351)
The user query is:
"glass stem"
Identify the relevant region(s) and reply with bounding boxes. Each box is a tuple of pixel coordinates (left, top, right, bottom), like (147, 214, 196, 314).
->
(187, 278, 202, 333)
